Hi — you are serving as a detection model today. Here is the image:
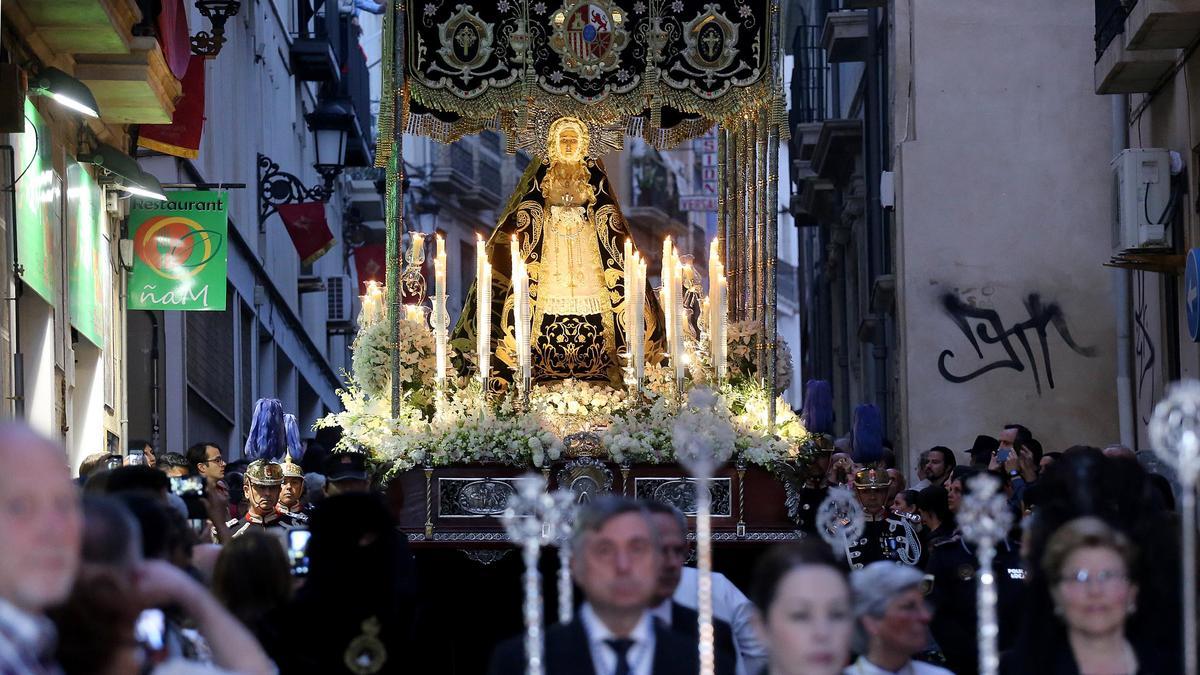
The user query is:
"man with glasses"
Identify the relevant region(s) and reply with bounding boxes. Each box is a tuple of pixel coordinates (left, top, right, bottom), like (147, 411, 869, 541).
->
(186, 442, 226, 482)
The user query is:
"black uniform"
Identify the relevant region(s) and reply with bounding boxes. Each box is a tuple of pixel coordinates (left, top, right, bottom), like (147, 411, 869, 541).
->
(927, 534, 1026, 675)
(847, 513, 923, 568)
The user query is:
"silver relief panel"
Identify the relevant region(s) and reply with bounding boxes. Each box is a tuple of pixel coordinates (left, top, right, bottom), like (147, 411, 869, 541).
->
(634, 477, 733, 517)
(438, 477, 520, 517)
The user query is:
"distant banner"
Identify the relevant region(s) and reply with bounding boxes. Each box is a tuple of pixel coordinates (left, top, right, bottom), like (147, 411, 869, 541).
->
(353, 243, 386, 295)
(128, 191, 228, 311)
(277, 201, 335, 265)
(138, 55, 206, 159)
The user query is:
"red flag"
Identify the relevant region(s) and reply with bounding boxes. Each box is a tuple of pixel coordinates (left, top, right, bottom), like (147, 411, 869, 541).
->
(276, 202, 335, 265)
(156, 0, 191, 79)
(353, 244, 386, 295)
(138, 55, 206, 159)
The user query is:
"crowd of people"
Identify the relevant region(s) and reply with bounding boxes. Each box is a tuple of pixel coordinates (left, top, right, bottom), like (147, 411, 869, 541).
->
(0, 414, 1186, 675)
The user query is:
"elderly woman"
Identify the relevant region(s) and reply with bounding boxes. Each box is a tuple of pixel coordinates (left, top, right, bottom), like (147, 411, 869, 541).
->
(1001, 516, 1160, 674)
(845, 562, 952, 675)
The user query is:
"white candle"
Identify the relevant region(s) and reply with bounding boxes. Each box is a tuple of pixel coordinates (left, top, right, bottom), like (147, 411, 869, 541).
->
(636, 256, 647, 384)
(511, 235, 531, 390)
(434, 236, 447, 387)
(477, 235, 491, 390)
(673, 257, 685, 384)
(410, 232, 425, 263)
(707, 238, 727, 381)
(662, 238, 675, 377)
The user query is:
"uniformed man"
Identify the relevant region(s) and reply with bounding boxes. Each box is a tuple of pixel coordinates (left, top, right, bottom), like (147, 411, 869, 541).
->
(225, 459, 296, 538)
(795, 434, 837, 534)
(849, 468, 922, 568)
(926, 531, 1025, 675)
(277, 455, 310, 523)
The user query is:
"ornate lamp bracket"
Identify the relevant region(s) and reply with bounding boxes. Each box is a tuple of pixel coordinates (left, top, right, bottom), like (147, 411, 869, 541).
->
(191, 1, 243, 58)
(258, 153, 334, 227)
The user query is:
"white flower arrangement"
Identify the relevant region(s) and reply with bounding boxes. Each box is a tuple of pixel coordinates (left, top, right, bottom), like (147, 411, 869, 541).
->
(322, 308, 811, 480)
(726, 319, 794, 392)
(528, 378, 633, 436)
(351, 317, 442, 407)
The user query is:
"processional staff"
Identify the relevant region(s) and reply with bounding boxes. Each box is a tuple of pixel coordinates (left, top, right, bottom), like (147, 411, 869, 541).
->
(959, 473, 1012, 675)
(1149, 381, 1200, 675)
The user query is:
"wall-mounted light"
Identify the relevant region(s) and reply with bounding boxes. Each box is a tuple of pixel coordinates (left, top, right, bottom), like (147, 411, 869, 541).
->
(77, 143, 167, 200)
(305, 99, 355, 190)
(29, 67, 100, 118)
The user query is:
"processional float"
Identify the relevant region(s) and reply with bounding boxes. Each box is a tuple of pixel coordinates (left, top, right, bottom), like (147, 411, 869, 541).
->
(349, 0, 789, 671)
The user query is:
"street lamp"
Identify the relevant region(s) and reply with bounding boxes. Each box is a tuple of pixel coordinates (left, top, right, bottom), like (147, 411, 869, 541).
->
(305, 99, 354, 191)
(414, 188, 441, 231)
(29, 67, 99, 118)
(78, 142, 167, 200)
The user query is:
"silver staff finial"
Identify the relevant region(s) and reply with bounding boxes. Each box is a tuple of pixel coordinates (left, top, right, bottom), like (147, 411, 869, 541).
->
(502, 474, 553, 675)
(546, 489, 579, 625)
(817, 487, 865, 566)
(958, 472, 1012, 675)
(1150, 381, 1200, 675)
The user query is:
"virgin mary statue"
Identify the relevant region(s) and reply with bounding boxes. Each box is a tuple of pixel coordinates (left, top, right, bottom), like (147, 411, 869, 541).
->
(452, 117, 665, 390)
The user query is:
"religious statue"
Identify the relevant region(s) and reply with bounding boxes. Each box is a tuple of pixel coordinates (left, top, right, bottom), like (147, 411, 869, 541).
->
(452, 117, 665, 389)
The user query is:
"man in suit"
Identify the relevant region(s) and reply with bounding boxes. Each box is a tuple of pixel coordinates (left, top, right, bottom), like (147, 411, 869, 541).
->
(489, 496, 703, 675)
(643, 500, 740, 675)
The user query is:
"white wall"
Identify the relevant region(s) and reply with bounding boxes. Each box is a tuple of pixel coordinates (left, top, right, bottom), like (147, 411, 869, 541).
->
(893, 0, 1118, 460)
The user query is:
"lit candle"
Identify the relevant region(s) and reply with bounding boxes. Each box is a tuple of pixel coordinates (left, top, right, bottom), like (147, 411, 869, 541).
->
(636, 255, 647, 384)
(434, 235, 448, 387)
(511, 235, 531, 392)
(477, 235, 492, 391)
(707, 238, 726, 382)
(410, 232, 425, 262)
(662, 238, 675, 379)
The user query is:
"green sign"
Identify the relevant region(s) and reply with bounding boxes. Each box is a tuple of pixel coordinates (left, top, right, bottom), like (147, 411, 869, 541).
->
(67, 162, 105, 347)
(127, 191, 228, 311)
(14, 100, 58, 303)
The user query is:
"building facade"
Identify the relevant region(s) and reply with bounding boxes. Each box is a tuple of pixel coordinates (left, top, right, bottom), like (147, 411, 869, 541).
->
(1092, 0, 1200, 450)
(790, 0, 1122, 468)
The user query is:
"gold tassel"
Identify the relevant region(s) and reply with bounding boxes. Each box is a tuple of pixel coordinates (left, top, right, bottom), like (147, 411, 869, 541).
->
(375, 1, 396, 167)
(774, 90, 790, 142)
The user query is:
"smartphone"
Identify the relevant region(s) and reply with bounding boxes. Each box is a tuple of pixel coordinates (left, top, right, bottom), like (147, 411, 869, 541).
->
(996, 447, 1011, 464)
(104, 454, 122, 471)
(169, 475, 206, 498)
(127, 449, 145, 466)
(288, 528, 311, 577)
(134, 608, 166, 652)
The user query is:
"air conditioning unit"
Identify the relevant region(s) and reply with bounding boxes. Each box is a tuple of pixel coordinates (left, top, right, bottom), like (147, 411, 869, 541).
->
(326, 275, 352, 325)
(1112, 148, 1172, 251)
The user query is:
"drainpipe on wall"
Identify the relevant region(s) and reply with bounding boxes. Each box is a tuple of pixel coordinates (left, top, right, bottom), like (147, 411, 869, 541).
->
(1112, 94, 1135, 449)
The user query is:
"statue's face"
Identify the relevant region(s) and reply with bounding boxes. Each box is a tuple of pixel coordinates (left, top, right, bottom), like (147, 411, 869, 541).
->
(557, 127, 583, 162)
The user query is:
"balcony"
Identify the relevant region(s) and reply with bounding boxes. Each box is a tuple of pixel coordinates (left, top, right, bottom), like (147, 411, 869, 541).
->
(790, 25, 828, 128)
(75, 36, 182, 123)
(1125, 0, 1200, 50)
(430, 141, 476, 194)
(821, 10, 869, 63)
(461, 152, 503, 210)
(6, 0, 140, 56)
(291, 1, 341, 82)
(811, 119, 862, 183)
(345, 167, 385, 221)
(1094, 35, 1176, 93)
(626, 153, 689, 238)
(327, 12, 374, 166)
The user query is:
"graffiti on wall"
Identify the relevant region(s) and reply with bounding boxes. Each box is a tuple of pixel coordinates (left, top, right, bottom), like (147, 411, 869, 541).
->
(1133, 271, 1159, 427)
(937, 292, 1097, 395)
